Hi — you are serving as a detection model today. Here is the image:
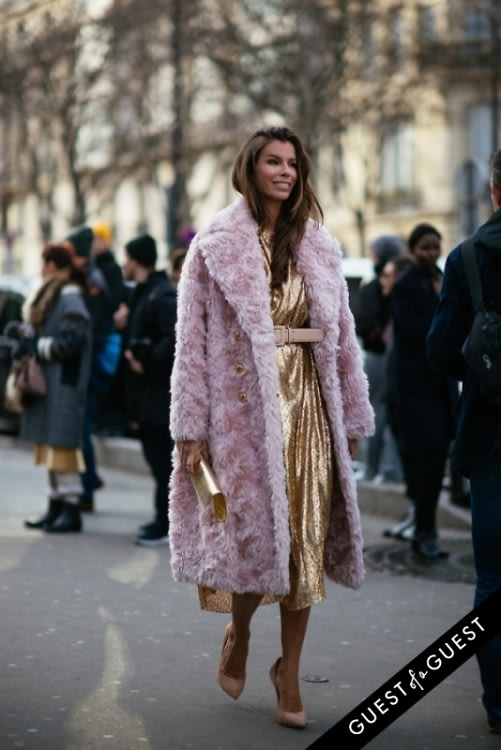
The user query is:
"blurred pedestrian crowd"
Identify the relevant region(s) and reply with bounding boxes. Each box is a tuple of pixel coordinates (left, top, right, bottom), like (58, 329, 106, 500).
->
(0, 213, 478, 558)
(2, 221, 187, 546)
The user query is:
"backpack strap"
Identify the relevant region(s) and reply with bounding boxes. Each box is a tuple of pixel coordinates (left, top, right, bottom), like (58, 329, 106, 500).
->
(461, 235, 483, 312)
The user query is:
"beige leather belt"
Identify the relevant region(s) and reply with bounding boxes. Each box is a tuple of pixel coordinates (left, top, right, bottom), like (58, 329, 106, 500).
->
(274, 325, 325, 346)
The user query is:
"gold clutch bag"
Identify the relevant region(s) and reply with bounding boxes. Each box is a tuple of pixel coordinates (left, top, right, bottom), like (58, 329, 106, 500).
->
(190, 458, 227, 522)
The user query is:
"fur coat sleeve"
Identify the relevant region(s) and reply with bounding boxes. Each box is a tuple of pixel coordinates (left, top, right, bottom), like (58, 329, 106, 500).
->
(169, 198, 374, 597)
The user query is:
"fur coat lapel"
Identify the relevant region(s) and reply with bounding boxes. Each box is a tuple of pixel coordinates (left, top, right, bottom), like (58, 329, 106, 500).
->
(198, 199, 275, 341)
(198, 198, 342, 341)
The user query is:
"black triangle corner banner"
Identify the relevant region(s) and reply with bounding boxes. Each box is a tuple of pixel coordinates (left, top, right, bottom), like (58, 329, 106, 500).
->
(305, 587, 501, 750)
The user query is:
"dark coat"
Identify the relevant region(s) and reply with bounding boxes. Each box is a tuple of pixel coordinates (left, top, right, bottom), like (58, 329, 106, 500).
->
(427, 209, 501, 478)
(391, 263, 458, 454)
(85, 264, 114, 353)
(124, 270, 177, 428)
(354, 277, 391, 354)
(94, 249, 126, 313)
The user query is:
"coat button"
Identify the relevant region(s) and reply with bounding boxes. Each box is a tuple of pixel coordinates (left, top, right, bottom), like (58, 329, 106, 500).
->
(235, 363, 245, 374)
(234, 331, 242, 341)
(238, 392, 248, 403)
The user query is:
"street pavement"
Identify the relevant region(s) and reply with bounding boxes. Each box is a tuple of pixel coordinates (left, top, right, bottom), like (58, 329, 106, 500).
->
(1, 436, 499, 750)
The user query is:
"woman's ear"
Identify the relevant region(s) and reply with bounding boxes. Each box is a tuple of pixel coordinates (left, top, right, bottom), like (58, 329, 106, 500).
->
(490, 181, 501, 211)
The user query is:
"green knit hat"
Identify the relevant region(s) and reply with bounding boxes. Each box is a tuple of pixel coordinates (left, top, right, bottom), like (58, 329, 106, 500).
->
(66, 225, 93, 258)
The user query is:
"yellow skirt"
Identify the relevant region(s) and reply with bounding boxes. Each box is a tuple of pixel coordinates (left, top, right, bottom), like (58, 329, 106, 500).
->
(33, 444, 85, 473)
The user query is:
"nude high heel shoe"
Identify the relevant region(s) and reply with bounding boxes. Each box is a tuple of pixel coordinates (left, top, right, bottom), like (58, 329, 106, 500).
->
(216, 623, 246, 700)
(269, 657, 306, 729)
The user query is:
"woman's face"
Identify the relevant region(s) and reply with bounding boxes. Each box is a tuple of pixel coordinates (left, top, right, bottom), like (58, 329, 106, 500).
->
(253, 140, 298, 208)
(41, 258, 57, 279)
(411, 232, 441, 273)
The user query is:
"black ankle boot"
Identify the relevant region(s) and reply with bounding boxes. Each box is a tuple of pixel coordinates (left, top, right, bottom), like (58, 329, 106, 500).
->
(25, 499, 63, 529)
(412, 532, 449, 560)
(45, 502, 82, 533)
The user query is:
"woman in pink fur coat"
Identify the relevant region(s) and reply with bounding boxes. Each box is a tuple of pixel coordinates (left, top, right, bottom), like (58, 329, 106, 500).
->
(169, 126, 374, 729)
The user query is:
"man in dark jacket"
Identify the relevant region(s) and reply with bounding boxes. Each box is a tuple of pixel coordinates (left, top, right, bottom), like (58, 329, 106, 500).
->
(117, 233, 176, 546)
(92, 222, 125, 314)
(427, 149, 501, 734)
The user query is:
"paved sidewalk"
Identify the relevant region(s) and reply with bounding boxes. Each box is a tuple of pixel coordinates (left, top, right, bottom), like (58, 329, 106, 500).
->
(1, 437, 497, 750)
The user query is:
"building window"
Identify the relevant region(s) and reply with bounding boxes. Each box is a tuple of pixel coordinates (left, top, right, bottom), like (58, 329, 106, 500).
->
(468, 104, 500, 164)
(379, 122, 415, 210)
(360, 15, 376, 70)
(387, 7, 406, 65)
(418, 6, 436, 41)
(464, 7, 490, 40)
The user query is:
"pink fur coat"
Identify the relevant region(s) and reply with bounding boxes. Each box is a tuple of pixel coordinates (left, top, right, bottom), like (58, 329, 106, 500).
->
(169, 198, 374, 596)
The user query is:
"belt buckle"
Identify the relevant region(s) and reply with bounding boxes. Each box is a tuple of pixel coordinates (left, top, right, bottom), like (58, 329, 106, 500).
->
(275, 325, 289, 347)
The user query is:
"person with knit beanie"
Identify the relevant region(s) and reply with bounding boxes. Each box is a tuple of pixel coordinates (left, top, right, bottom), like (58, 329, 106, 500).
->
(65, 226, 94, 260)
(92, 222, 125, 314)
(90, 222, 127, 440)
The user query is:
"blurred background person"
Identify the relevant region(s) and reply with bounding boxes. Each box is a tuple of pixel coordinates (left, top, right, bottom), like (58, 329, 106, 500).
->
(91, 221, 127, 439)
(427, 147, 501, 733)
(354, 234, 405, 483)
(116, 233, 177, 546)
(168, 246, 188, 288)
(64, 225, 115, 513)
(92, 222, 124, 313)
(390, 223, 458, 559)
(379, 254, 416, 540)
(22, 243, 91, 533)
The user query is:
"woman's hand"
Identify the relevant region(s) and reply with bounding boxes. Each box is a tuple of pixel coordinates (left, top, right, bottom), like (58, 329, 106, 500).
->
(179, 440, 209, 475)
(348, 438, 358, 460)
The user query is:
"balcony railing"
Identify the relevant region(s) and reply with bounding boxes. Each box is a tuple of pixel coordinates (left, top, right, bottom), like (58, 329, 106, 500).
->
(415, 37, 493, 72)
(376, 187, 421, 214)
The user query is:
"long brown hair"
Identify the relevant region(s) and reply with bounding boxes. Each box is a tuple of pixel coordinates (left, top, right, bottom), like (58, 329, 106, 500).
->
(231, 126, 323, 287)
(25, 244, 88, 331)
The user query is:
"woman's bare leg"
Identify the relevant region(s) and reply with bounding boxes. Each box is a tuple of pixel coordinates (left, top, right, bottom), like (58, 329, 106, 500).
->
(220, 592, 261, 677)
(276, 604, 311, 712)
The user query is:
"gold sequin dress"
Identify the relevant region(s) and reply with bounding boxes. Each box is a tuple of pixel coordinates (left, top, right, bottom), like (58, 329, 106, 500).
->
(261, 231, 333, 610)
